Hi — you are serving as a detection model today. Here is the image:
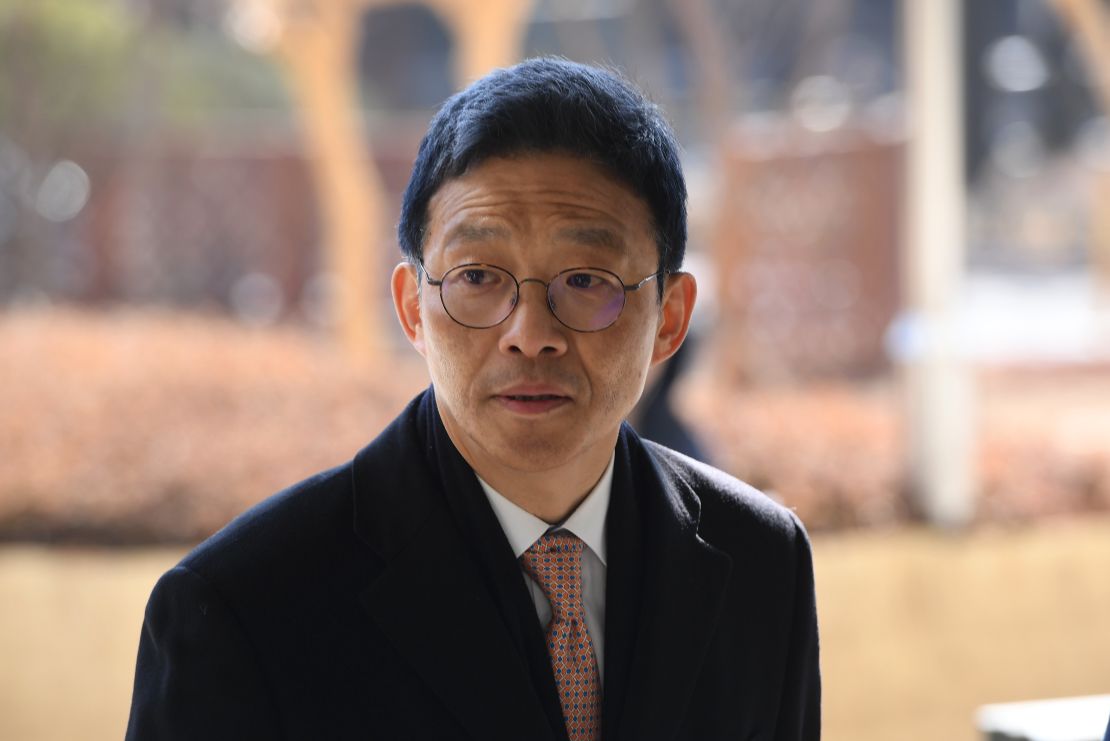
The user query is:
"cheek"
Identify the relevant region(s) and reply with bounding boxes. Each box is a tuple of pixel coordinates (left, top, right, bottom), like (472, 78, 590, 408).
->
(423, 315, 485, 394)
(584, 325, 655, 406)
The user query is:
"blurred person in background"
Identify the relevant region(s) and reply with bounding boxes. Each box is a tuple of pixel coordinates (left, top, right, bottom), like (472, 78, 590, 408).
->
(125, 57, 820, 741)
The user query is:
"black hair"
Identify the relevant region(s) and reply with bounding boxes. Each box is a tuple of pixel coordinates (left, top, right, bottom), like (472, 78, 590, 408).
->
(397, 57, 687, 277)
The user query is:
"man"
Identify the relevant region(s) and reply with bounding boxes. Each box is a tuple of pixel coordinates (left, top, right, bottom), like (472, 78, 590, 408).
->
(126, 57, 820, 740)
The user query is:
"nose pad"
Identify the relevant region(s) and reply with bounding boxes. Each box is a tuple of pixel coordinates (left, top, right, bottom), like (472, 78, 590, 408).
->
(514, 279, 548, 311)
(499, 279, 567, 356)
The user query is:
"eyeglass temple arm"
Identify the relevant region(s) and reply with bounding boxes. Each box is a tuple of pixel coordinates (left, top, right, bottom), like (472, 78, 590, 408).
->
(623, 270, 668, 292)
(415, 261, 444, 287)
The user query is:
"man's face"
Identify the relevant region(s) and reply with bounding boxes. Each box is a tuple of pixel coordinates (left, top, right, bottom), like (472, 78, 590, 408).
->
(392, 153, 694, 476)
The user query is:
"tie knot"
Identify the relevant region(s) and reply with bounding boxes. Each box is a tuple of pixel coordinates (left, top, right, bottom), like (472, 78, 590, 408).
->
(521, 531, 586, 621)
(527, 530, 584, 557)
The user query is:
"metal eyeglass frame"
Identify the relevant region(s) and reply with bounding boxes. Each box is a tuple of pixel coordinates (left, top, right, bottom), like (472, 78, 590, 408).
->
(416, 261, 664, 333)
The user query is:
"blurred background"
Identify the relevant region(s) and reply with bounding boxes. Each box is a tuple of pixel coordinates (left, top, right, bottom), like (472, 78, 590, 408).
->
(1, 0, 1109, 739)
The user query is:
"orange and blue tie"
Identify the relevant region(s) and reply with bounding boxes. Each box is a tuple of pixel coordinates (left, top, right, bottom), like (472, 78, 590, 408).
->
(521, 531, 602, 741)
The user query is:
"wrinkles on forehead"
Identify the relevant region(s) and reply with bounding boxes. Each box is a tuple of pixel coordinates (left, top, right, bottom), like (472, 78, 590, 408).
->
(442, 222, 626, 253)
(423, 154, 659, 272)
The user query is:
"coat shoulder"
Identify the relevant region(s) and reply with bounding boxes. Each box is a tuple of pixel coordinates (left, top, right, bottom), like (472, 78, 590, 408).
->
(172, 392, 429, 594)
(642, 440, 807, 545)
(178, 461, 356, 585)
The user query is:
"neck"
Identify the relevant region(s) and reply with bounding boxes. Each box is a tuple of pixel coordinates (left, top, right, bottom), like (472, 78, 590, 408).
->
(438, 413, 617, 524)
(476, 460, 610, 524)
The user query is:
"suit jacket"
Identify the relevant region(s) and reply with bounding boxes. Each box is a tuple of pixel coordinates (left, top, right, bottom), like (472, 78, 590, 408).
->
(126, 388, 820, 740)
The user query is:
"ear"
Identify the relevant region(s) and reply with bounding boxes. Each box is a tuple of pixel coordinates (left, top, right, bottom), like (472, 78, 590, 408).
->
(651, 272, 697, 366)
(391, 262, 426, 356)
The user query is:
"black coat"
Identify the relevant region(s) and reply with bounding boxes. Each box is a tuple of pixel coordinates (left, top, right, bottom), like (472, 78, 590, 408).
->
(126, 388, 820, 740)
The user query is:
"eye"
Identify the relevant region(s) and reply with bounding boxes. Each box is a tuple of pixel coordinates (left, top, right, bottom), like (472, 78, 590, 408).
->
(565, 272, 604, 290)
(461, 268, 495, 285)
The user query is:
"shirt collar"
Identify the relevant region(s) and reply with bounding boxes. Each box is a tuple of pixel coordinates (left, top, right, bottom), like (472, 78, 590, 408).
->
(477, 453, 613, 567)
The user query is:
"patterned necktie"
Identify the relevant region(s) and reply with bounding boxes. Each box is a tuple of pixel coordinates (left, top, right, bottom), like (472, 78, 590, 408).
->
(521, 531, 602, 741)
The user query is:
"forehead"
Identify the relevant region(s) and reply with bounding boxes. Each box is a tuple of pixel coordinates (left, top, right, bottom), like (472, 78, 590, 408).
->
(424, 153, 656, 261)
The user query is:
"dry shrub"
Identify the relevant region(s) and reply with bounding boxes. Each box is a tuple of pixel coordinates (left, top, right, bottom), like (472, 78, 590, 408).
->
(679, 366, 1110, 532)
(0, 307, 429, 542)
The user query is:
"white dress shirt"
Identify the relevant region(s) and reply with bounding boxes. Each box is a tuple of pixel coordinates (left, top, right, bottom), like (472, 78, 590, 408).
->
(476, 454, 612, 680)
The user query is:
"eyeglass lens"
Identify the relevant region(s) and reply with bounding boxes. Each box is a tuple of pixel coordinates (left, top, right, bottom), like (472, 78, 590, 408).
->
(438, 265, 628, 331)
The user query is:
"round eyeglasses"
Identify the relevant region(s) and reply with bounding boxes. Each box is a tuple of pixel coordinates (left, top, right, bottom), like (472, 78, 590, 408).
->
(417, 262, 663, 333)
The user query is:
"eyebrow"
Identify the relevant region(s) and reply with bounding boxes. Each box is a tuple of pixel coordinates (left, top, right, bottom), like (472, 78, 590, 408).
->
(443, 223, 511, 246)
(553, 226, 625, 251)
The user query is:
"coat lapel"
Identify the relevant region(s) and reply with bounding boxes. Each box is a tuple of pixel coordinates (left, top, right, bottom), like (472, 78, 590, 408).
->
(359, 507, 557, 741)
(351, 392, 558, 741)
(599, 435, 643, 741)
(610, 427, 734, 741)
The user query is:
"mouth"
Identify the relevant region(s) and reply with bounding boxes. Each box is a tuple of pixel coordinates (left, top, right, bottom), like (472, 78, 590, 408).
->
(494, 390, 572, 415)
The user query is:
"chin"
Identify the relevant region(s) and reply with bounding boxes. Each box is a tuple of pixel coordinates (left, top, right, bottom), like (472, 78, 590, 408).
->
(489, 436, 577, 473)
(479, 421, 601, 470)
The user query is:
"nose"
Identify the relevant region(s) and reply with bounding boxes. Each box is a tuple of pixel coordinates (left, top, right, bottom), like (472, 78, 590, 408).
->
(497, 280, 568, 358)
